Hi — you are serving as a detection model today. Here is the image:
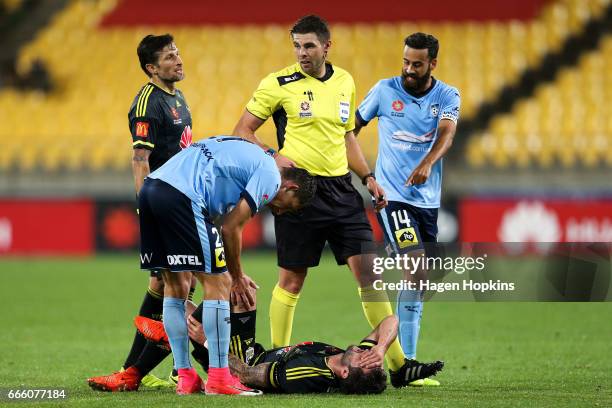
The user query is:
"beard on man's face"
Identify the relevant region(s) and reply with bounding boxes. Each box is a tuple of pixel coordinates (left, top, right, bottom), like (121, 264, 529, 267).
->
(402, 66, 431, 91)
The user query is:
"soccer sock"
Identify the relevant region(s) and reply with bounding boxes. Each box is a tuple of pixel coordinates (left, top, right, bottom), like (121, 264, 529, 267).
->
(187, 286, 196, 302)
(396, 289, 423, 359)
(202, 300, 231, 369)
(189, 301, 209, 372)
(192, 301, 203, 323)
(133, 342, 171, 377)
(123, 287, 163, 369)
(162, 297, 191, 369)
(358, 286, 406, 372)
(269, 284, 299, 348)
(230, 310, 257, 361)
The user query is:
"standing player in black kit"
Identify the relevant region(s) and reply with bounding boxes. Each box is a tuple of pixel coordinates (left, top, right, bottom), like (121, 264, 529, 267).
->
(88, 33, 196, 392)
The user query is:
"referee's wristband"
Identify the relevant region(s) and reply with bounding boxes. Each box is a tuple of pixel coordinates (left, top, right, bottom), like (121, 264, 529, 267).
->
(361, 172, 375, 185)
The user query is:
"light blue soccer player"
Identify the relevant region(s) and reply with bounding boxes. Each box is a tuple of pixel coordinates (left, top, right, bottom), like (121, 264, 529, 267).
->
(354, 33, 460, 387)
(138, 136, 316, 395)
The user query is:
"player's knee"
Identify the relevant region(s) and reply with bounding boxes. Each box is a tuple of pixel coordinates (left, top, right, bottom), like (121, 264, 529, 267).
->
(278, 268, 307, 294)
(149, 276, 164, 293)
(161, 271, 191, 298)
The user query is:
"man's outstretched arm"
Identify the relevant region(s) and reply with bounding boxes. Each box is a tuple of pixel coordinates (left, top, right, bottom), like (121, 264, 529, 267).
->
(228, 354, 272, 389)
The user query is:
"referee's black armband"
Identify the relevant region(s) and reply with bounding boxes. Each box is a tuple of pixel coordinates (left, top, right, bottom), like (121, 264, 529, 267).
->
(361, 173, 375, 185)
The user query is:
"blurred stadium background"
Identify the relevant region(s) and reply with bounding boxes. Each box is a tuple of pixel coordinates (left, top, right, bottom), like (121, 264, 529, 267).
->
(0, 0, 610, 254)
(0, 1, 611, 405)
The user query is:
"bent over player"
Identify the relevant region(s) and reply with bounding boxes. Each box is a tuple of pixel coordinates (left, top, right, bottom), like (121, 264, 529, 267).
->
(137, 136, 315, 395)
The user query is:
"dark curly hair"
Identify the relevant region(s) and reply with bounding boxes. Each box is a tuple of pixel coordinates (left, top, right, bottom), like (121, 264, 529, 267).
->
(338, 366, 387, 395)
(281, 167, 317, 207)
(404, 32, 439, 60)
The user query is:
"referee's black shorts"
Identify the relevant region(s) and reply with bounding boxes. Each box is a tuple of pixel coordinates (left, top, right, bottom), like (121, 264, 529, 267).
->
(274, 173, 374, 268)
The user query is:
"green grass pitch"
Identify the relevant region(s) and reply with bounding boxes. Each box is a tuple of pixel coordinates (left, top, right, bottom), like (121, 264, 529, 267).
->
(0, 252, 610, 407)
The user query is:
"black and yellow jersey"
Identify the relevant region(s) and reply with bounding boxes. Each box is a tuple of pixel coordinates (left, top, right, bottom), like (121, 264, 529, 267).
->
(246, 63, 356, 177)
(256, 339, 376, 394)
(128, 82, 193, 171)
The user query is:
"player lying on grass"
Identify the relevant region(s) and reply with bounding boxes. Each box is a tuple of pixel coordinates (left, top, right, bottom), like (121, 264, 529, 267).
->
(135, 290, 444, 394)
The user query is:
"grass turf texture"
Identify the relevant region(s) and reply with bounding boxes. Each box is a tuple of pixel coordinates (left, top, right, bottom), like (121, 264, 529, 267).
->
(0, 252, 611, 407)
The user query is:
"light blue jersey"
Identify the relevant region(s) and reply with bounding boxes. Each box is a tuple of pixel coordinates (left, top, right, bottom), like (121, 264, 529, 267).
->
(149, 136, 281, 217)
(357, 77, 460, 208)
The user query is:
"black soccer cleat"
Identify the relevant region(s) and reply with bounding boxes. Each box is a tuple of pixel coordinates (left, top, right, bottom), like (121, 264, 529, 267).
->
(389, 358, 444, 388)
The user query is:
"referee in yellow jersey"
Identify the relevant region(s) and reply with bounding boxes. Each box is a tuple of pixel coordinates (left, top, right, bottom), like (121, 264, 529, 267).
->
(233, 15, 421, 387)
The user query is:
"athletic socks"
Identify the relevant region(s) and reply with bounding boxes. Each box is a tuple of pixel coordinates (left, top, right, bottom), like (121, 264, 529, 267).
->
(396, 289, 423, 359)
(358, 286, 406, 372)
(123, 287, 163, 369)
(202, 300, 231, 369)
(162, 297, 191, 369)
(133, 343, 171, 377)
(269, 284, 299, 348)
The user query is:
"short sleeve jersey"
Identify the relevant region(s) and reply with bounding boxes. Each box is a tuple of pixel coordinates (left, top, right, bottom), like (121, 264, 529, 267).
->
(265, 339, 377, 394)
(357, 77, 460, 208)
(246, 63, 356, 177)
(128, 83, 193, 171)
(148, 137, 280, 218)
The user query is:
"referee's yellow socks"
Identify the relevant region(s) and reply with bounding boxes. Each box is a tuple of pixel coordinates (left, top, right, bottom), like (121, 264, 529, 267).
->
(270, 284, 300, 348)
(358, 286, 406, 372)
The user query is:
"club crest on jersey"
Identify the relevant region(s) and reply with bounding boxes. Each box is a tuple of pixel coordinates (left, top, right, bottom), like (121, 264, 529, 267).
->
(299, 101, 312, 118)
(171, 107, 182, 124)
(339, 101, 350, 123)
(430, 104, 439, 118)
(180, 125, 193, 149)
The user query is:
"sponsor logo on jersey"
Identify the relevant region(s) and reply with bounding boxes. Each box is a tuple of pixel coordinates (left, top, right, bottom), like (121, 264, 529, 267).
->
(392, 100, 404, 112)
(339, 101, 350, 123)
(180, 125, 193, 149)
(135, 121, 149, 137)
(391, 129, 435, 144)
(260, 194, 270, 206)
(214, 247, 226, 268)
(299, 101, 312, 118)
(170, 107, 180, 119)
(277, 72, 306, 86)
(430, 103, 439, 117)
(395, 227, 419, 248)
(167, 254, 202, 266)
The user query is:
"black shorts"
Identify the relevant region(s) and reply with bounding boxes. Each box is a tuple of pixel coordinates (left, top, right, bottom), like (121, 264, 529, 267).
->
(376, 201, 438, 255)
(138, 178, 227, 274)
(274, 173, 374, 267)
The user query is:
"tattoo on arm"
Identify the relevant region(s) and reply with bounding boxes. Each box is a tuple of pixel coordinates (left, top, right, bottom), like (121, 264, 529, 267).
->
(228, 355, 271, 389)
(240, 363, 272, 389)
(132, 155, 148, 162)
